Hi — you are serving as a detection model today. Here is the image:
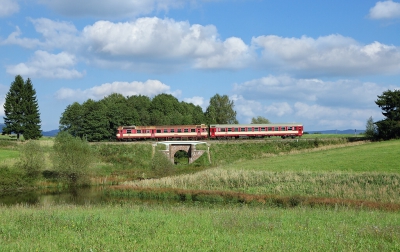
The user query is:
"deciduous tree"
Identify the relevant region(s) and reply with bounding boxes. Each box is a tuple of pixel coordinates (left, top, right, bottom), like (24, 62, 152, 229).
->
(205, 94, 238, 124)
(251, 116, 270, 124)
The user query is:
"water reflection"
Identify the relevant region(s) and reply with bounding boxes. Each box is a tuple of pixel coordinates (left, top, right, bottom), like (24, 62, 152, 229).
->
(0, 186, 109, 206)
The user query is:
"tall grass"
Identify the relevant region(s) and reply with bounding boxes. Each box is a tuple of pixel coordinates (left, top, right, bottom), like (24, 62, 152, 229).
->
(122, 169, 400, 204)
(0, 203, 399, 251)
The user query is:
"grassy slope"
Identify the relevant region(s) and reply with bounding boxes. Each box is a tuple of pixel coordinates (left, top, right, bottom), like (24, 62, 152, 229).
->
(229, 140, 400, 173)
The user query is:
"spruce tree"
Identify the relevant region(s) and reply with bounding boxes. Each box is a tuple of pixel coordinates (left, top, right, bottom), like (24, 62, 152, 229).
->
(3, 75, 26, 140)
(23, 78, 42, 140)
(2, 75, 42, 140)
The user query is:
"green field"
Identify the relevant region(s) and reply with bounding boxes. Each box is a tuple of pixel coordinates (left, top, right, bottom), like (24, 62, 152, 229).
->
(1, 138, 400, 250)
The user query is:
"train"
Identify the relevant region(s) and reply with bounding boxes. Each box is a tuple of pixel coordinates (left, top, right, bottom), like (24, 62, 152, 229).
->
(116, 123, 303, 141)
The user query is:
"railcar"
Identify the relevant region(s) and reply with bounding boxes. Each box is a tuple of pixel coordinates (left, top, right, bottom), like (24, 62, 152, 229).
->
(209, 123, 303, 139)
(116, 124, 208, 141)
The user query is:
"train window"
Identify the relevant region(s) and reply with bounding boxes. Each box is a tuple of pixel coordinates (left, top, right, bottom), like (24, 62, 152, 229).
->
(281, 127, 286, 131)
(157, 129, 161, 133)
(127, 130, 131, 134)
(268, 127, 272, 131)
(171, 129, 175, 133)
(261, 127, 266, 131)
(184, 129, 189, 133)
(241, 128, 245, 131)
(146, 130, 150, 133)
(288, 127, 293, 131)
(254, 128, 259, 131)
(178, 129, 182, 133)
(248, 127, 252, 131)
(294, 127, 297, 130)
(234, 128, 239, 132)
(227, 128, 232, 132)
(191, 129, 196, 133)
(275, 127, 279, 131)
(164, 129, 168, 133)
(137, 130, 141, 133)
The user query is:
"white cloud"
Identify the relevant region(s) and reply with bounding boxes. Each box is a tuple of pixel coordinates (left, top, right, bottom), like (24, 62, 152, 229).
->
(0, 0, 19, 17)
(37, 0, 187, 18)
(82, 18, 251, 70)
(183, 96, 205, 107)
(369, 0, 400, 19)
(0, 84, 7, 117)
(252, 34, 400, 76)
(6, 50, 85, 79)
(1, 19, 79, 50)
(54, 80, 180, 101)
(293, 102, 381, 130)
(233, 75, 386, 109)
(232, 75, 390, 129)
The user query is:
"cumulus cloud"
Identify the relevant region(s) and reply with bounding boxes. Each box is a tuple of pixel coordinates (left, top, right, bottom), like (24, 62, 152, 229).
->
(232, 75, 388, 129)
(3, 17, 400, 76)
(54, 80, 180, 101)
(183, 96, 205, 108)
(0, 84, 7, 117)
(252, 34, 400, 76)
(6, 50, 85, 79)
(0, 0, 19, 17)
(369, 0, 400, 19)
(233, 75, 386, 109)
(37, 0, 187, 18)
(83, 18, 252, 69)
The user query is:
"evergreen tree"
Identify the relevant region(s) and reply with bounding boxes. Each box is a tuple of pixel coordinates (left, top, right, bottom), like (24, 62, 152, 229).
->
(22, 78, 42, 140)
(375, 89, 400, 139)
(3, 75, 42, 140)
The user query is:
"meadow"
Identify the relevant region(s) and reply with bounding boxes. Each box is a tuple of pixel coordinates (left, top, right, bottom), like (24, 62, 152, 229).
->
(1, 136, 400, 250)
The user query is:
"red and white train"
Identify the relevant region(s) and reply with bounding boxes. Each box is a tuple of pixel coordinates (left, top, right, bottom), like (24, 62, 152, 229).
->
(116, 123, 303, 141)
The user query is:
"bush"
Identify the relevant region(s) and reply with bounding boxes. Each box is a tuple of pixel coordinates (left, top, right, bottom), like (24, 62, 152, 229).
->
(151, 151, 174, 177)
(16, 140, 45, 182)
(52, 132, 95, 187)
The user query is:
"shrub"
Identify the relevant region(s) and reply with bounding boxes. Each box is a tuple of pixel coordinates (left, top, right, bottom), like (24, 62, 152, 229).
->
(16, 140, 45, 182)
(52, 132, 95, 187)
(151, 151, 174, 177)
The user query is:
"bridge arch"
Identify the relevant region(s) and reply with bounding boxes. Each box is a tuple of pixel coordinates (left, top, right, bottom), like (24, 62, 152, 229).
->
(153, 141, 211, 164)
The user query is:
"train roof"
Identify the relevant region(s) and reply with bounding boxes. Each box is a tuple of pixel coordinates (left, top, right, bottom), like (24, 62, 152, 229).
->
(118, 124, 207, 130)
(209, 123, 303, 127)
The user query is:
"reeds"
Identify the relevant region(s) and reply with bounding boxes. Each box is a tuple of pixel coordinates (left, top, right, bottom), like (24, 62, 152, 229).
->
(122, 168, 400, 204)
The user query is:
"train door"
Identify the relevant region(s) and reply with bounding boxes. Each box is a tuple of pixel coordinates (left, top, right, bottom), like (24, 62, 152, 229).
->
(151, 129, 155, 138)
(196, 127, 201, 138)
(210, 127, 216, 138)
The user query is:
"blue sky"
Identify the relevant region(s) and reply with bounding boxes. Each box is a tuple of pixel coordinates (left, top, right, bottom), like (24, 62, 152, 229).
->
(1, 0, 400, 131)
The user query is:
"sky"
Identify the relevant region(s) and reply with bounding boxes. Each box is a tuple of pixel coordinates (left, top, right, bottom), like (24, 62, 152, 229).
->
(0, 0, 400, 132)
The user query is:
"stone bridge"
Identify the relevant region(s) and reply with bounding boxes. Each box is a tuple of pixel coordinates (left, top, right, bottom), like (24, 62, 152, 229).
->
(153, 141, 211, 164)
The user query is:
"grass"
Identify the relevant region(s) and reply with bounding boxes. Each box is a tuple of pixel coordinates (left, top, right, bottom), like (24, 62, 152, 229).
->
(0, 203, 399, 251)
(227, 140, 400, 173)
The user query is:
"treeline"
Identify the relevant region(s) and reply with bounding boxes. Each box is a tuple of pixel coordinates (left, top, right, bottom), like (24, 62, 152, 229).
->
(59, 93, 237, 141)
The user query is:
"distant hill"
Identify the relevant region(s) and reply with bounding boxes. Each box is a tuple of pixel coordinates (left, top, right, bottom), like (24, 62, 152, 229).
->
(1, 123, 59, 137)
(42, 129, 59, 137)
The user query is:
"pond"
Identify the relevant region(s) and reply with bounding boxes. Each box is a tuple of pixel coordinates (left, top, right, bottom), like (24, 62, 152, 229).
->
(0, 186, 111, 206)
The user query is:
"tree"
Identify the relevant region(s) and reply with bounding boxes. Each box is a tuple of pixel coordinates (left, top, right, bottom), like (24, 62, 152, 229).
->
(375, 89, 400, 139)
(205, 94, 238, 124)
(52, 131, 94, 186)
(59, 102, 84, 137)
(364, 116, 376, 138)
(22, 78, 42, 140)
(251, 116, 270, 124)
(2, 75, 41, 140)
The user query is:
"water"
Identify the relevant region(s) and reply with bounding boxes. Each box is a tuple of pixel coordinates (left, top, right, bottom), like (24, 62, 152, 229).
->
(0, 186, 110, 206)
